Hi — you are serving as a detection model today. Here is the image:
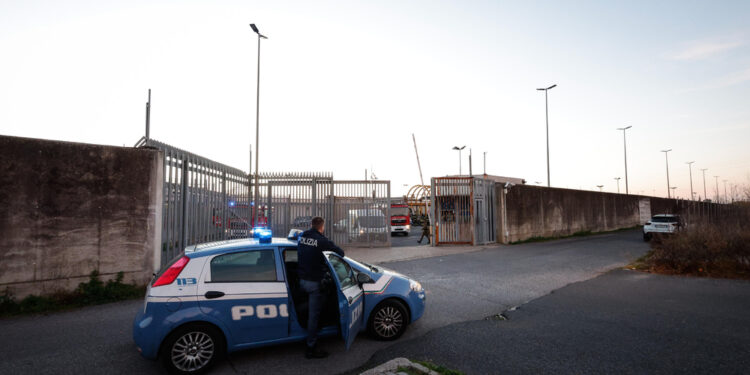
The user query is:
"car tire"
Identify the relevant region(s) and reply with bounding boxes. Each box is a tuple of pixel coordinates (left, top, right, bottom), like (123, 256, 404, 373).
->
(160, 323, 225, 375)
(368, 299, 409, 341)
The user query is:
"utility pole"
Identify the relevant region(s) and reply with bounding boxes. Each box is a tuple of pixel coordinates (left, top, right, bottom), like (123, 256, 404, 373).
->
(686, 161, 695, 201)
(537, 84, 556, 187)
(700, 168, 708, 201)
(145, 89, 151, 139)
(469, 148, 473, 177)
(597, 185, 604, 192)
(452, 146, 465, 175)
(614, 177, 621, 193)
(250, 23, 268, 226)
(661, 149, 672, 198)
(723, 179, 728, 203)
(616, 126, 632, 194)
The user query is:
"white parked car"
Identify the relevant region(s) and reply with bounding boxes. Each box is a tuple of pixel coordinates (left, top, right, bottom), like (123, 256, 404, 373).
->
(643, 214, 683, 241)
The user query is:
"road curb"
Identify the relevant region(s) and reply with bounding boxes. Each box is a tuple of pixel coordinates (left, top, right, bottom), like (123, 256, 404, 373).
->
(359, 357, 439, 375)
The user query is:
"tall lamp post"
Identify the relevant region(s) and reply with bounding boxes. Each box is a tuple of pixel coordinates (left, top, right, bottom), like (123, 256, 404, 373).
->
(452, 146, 465, 175)
(614, 177, 621, 193)
(700, 168, 708, 201)
(596, 185, 604, 192)
(661, 149, 672, 198)
(723, 179, 728, 204)
(249, 23, 267, 226)
(537, 84, 556, 187)
(616, 126, 632, 194)
(686, 161, 695, 201)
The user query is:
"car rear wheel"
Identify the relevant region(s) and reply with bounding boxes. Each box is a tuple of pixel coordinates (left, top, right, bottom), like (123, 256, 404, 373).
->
(160, 324, 225, 375)
(368, 300, 409, 341)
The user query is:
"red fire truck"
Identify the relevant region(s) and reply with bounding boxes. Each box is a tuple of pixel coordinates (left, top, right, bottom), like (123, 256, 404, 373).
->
(390, 203, 411, 236)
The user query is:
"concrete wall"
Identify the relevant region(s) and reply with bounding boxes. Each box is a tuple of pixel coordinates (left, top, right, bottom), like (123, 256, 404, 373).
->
(0, 135, 162, 298)
(495, 185, 737, 244)
(496, 185, 641, 243)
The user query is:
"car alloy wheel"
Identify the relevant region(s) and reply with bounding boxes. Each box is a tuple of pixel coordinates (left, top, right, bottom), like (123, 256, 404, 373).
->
(161, 324, 224, 375)
(369, 300, 408, 340)
(171, 331, 214, 372)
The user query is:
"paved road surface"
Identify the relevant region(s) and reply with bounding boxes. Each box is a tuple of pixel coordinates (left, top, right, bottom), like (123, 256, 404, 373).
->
(0, 230, 647, 375)
(363, 269, 750, 374)
(389, 226, 427, 247)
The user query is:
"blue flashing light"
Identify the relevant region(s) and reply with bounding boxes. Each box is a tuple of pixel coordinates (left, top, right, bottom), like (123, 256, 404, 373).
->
(252, 226, 273, 243)
(228, 200, 236, 207)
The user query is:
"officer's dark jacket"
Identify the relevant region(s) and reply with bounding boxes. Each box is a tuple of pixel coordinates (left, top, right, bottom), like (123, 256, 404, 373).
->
(297, 228, 345, 282)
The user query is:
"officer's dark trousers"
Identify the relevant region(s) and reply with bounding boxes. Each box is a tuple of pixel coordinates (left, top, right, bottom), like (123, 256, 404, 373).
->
(300, 279, 326, 348)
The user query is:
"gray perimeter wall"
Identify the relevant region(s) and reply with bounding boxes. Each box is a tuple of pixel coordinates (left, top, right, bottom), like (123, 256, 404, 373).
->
(0, 135, 162, 298)
(495, 184, 732, 244)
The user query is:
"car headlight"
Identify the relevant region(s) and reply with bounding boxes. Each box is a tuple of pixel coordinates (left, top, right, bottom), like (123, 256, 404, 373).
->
(406, 225, 411, 230)
(410, 279, 424, 292)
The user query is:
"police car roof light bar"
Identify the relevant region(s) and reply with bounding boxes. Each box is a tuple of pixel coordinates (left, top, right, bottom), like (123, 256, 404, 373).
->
(153, 256, 190, 287)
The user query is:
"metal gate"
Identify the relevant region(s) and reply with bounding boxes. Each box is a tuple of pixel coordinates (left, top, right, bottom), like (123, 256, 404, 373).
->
(136, 137, 251, 265)
(266, 180, 391, 247)
(431, 177, 496, 245)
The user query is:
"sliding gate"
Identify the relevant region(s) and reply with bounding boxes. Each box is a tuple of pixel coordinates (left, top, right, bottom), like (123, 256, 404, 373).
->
(431, 177, 496, 245)
(266, 180, 391, 247)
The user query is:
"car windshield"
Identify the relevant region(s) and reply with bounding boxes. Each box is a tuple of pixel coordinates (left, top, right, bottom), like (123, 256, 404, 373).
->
(358, 216, 385, 228)
(651, 216, 679, 223)
(345, 257, 380, 273)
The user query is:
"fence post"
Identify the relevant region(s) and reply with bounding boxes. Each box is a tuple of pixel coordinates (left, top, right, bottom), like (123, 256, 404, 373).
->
(180, 157, 189, 250)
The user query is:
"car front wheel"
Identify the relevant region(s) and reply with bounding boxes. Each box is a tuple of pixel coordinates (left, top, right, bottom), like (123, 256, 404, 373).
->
(160, 324, 225, 375)
(368, 300, 409, 341)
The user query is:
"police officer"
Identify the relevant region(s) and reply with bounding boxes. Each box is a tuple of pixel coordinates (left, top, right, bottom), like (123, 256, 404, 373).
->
(297, 216, 345, 359)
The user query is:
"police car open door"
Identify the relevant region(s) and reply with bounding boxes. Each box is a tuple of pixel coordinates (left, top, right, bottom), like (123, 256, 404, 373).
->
(325, 254, 364, 349)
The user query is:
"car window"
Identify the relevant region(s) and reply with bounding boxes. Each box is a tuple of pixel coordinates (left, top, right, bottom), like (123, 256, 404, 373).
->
(282, 248, 297, 262)
(326, 254, 357, 289)
(210, 250, 277, 282)
(651, 216, 678, 223)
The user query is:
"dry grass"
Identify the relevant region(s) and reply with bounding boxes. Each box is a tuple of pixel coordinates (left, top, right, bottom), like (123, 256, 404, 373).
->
(635, 221, 750, 279)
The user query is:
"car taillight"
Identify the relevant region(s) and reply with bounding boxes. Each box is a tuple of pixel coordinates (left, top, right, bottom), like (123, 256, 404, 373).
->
(153, 256, 190, 287)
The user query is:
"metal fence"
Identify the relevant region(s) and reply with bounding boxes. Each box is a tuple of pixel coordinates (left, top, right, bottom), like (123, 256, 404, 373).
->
(136, 138, 391, 265)
(431, 177, 496, 245)
(265, 180, 391, 247)
(136, 137, 251, 265)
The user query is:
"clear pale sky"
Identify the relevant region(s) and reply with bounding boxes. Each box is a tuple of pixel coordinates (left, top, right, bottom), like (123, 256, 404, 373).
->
(2, 0, 749, 199)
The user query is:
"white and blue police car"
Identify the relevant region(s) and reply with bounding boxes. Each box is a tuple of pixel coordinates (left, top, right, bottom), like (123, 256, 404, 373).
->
(133, 228, 426, 374)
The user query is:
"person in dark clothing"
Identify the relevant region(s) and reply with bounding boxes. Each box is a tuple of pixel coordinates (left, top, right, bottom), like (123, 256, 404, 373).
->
(417, 219, 431, 244)
(297, 216, 345, 359)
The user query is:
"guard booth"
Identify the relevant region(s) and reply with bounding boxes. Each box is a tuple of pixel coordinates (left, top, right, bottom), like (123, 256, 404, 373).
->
(431, 177, 496, 246)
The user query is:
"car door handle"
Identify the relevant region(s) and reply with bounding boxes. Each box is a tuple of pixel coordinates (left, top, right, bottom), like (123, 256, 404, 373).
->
(204, 291, 225, 299)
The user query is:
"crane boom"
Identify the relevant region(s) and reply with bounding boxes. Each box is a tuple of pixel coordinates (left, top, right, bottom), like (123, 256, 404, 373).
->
(412, 133, 425, 187)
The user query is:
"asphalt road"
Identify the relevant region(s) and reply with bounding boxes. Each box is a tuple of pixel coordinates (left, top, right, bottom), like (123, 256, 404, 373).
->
(362, 269, 750, 374)
(0, 230, 648, 375)
(389, 225, 427, 247)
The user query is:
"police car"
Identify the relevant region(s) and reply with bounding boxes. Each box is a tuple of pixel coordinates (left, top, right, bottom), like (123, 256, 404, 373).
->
(133, 228, 426, 374)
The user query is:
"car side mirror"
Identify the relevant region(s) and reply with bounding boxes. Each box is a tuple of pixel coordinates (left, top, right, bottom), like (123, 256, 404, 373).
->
(357, 273, 374, 284)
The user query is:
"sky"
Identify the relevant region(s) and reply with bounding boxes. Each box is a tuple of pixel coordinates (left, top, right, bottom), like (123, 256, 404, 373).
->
(1, 0, 749, 200)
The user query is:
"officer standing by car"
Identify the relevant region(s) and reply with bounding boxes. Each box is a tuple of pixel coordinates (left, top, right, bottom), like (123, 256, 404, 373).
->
(297, 216, 345, 359)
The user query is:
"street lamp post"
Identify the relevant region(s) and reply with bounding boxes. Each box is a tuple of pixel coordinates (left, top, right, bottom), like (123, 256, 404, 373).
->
(537, 84, 557, 187)
(596, 185, 604, 192)
(700, 168, 708, 201)
(614, 177, 621, 193)
(249, 23, 267, 226)
(661, 149, 672, 198)
(686, 161, 695, 201)
(616, 126, 632, 194)
(452, 146, 465, 175)
(723, 179, 728, 204)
